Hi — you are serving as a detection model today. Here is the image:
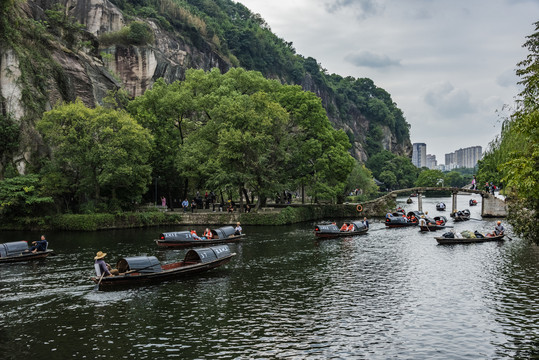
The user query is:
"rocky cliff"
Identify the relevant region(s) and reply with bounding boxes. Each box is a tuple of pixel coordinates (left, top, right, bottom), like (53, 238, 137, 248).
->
(0, 0, 411, 174)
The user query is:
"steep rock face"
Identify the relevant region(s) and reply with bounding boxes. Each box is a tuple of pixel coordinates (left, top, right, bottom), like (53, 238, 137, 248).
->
(0, 49, 24, 120)
(301, 72, 411, 160)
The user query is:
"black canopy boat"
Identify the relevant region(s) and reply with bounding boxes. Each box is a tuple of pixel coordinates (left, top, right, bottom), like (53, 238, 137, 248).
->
(419, 216, 448, 232)
(469, 199, 478, 206)
(91, 245, 235, 290)
(156, 226, 245, 248)
(435, 233, 505, 245)
(450, 209, 471, 221)
(436, 202, 447, 211)
(314, 221, 368, 238)
(406, 198, 413, 204)
(0, 241, 54, 263)
(385, 211, 422, 228)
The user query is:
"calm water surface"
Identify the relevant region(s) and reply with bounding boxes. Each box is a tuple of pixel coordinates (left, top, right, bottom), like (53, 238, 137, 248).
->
(1, 195, 539, 359)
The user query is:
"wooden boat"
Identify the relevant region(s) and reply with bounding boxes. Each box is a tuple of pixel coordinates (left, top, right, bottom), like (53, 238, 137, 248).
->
(419, 216, 448, 232)
(450, 209, 471, 222)
(435, 234, 505, 245)
(314, 221, 368, 238)
(469, 199, 478, 206)
(155, 226, 245, 248)
(385, 211, 422, 228)
(436, 202, 446, 211)
(91, 245, 235, 290)
(0, 241, 54, 263)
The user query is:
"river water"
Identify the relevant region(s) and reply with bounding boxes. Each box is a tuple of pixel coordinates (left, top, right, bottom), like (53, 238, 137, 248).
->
(1, 195, 539, 359)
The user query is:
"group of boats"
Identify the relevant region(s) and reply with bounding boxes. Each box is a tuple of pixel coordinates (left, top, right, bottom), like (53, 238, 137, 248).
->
(0, 225, 244, 291)
(1, 211, 506, 289)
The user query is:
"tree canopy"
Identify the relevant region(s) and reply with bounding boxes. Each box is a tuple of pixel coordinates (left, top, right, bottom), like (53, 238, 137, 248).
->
(477, 21, 539, 242)
(37, 100, 153, 212)
(130, 68, 355, 207)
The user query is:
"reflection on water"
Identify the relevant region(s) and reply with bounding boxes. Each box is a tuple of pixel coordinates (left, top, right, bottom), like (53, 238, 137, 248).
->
(1, 196, 539, 359)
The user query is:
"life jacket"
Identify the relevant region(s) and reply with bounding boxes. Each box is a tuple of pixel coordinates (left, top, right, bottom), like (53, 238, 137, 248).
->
(340, 224, 348, 231)
(203, 230, 213, 238)
(436, 220, 443, 225)
(347, 224, 354, 231)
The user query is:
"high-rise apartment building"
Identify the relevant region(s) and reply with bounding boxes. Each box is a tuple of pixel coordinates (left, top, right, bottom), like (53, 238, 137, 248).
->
(426, 154, 437, 169)
(444, 146, 482, 168)
(412, 143, 427, 168)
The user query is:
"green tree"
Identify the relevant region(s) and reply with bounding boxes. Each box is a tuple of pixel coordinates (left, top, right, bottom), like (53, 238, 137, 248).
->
(444, 171, 467, 187)
(37, 100, 153, 212)
(415, 169, 445, 187)
(477, 21, 539, 242)
(379, 170, 397, 190)
(0, 113, 20, 179)
(365, 150, 418, 189)
(169, 68, 354, 207)
(0, 174, 53, 219)
(345, 162, 379, 199)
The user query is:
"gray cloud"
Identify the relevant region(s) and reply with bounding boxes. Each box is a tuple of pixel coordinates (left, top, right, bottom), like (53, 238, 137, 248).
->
(324, 0, 382, 18)
(496, 69, 518, 88)
(424, 82, 476, 118)
(344, 50, 401, 68)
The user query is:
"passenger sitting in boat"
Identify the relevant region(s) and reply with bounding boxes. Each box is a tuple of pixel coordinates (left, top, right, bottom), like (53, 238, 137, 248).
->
(410, 215, 416, 223)
(234, 222, 242, 235)
(346, 223, 355, 231)
(94, 251, 119, 277)
(203, 228, 213, 239)
(436, 220, 443, 225)
(190, 230, 205, 240)
(340, 223, 349, 231)
(28, 235, 47, 253)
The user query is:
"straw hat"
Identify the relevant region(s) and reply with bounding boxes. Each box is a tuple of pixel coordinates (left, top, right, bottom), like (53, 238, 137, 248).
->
(497, 221, 501, 225)
(94, 251, 107, 260)
(236, 222, 241, 226)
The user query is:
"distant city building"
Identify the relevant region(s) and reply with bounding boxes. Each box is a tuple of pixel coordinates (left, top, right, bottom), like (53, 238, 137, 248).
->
(412, 143, 427, 168)
(426, 154, 437, 169)
(444, 146, 482, 168)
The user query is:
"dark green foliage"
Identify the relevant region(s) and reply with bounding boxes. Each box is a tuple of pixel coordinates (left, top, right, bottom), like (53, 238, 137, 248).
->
(0, 211, 183, 231)
(0, 113, 20, 178)
(0, 174, 54, 219)
(44, 4, 87, 48)
(99, 22, 154, 46)
(366, 150, 418, 189)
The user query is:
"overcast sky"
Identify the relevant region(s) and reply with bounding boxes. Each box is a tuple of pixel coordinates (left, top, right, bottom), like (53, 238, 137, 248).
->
(238, 0, 538, 163)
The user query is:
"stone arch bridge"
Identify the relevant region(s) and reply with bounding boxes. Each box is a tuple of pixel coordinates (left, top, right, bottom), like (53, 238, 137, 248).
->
(383, 187, 507, 217)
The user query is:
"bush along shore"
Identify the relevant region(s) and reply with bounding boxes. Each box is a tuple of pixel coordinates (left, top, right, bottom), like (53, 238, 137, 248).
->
(1, 198, 395, 231)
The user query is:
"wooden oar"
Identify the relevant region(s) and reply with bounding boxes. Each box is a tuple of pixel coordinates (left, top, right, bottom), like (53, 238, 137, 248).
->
(468, 217, 483, 221)
(94, 273, 105, 291)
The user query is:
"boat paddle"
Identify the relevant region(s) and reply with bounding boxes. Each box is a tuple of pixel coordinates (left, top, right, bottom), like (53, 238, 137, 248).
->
(468, 218, 483, 221)
(94, 273, 105, 291)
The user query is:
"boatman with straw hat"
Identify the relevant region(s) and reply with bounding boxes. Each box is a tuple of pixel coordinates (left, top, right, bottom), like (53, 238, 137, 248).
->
(94, 251, 118, 277)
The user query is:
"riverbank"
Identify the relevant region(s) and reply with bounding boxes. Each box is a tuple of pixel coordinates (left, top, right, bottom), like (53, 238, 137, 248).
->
(1, 197, 395, 231)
